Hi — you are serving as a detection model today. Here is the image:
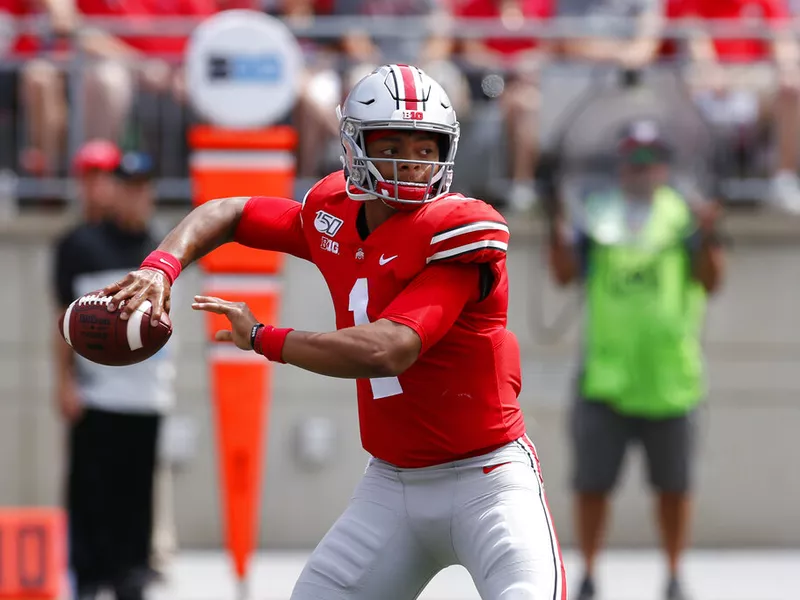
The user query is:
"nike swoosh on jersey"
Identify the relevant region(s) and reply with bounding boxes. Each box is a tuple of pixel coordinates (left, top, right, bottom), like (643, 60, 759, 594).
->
(379, 254, 398, 266)
(482, 461, 512, 474)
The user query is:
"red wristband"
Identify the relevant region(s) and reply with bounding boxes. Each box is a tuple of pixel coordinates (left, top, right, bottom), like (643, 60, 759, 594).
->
(140, 251, 182, 285)
(253, 325, 293, 363)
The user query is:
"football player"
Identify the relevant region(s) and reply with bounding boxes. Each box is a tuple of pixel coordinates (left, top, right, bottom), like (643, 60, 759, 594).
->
(104, 64, 566, 600)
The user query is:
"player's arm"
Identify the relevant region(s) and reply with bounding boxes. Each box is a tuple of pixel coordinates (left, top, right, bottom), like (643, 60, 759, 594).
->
(280, 319, 422, 378)
(193, 264, 479, 378)
(104, 195, 308, 323)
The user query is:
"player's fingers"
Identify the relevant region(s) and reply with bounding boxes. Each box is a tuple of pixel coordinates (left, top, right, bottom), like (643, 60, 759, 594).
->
(191, 301, 230, 315)
(193, 295, 231, 306)
(117, 289, 151, 320)
(214, 330, 233, 343)
(109, 283, 143, 314)
(103, 273, 133, 296)
(149, 288, 166, 327)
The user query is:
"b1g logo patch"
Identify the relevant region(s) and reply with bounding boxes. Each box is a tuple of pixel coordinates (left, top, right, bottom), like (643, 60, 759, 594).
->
(320, 236, 339, 255)
(402, 110, 423, 120)
(314, 210, 344, 236)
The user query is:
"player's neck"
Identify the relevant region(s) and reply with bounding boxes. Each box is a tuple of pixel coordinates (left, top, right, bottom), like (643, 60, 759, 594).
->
(362, 201, 396, 235)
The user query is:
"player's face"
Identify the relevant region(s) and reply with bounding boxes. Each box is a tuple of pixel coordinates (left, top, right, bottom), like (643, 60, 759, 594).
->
(365, 132, 441, 183)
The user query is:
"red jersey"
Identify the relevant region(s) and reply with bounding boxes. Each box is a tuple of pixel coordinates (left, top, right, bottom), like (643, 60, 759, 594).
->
(675, 0, 789, 62)
(235, 171, 526, 468)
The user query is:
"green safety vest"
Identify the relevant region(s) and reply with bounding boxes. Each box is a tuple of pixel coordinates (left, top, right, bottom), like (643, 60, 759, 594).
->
(580, 185, 706, 418)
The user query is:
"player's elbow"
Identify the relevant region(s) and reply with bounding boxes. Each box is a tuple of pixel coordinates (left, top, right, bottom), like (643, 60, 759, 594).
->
(363, 323, 421, 377)
(365, 344, 417, 377)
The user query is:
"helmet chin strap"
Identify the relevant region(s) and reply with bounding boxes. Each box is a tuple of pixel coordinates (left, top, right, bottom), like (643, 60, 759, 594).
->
(367, 159, 445, 204)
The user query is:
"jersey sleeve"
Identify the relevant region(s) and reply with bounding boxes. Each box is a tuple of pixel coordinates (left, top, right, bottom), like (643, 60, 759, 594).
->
(234, 196, 312, 261)
(379, 263, 479, 354)
(427, 200, 510, 266)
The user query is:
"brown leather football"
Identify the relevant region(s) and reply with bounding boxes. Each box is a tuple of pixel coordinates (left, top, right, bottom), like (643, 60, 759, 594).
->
(58, 290, 172, 367)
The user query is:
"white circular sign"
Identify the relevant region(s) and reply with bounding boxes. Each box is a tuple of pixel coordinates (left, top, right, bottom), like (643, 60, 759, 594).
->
(185, 10, 303, 128)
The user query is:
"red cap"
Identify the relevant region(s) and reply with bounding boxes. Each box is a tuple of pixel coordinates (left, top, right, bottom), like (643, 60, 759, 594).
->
(72, 139, 122, 174)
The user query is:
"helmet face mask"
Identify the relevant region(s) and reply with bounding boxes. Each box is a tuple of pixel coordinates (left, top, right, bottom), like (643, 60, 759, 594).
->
(338, 64, 460, 209)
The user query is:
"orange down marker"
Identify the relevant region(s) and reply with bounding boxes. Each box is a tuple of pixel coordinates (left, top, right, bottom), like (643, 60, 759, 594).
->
(0, 508, 67, 599)
(189, 125, 296, 585)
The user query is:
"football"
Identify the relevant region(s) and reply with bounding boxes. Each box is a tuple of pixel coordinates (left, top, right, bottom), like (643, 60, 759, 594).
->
(58, 291, 172, 367)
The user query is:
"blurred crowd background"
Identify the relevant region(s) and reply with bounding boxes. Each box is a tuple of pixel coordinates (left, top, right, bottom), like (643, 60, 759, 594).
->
(5, 0, 800, 214)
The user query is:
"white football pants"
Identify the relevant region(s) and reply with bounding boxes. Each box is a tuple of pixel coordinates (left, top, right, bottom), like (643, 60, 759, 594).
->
(290, 436, 567, 600)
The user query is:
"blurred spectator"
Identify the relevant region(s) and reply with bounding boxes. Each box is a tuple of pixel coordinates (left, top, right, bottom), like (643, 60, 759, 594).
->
(72, 138, 121, 222)
(676, 0, 800, 213)
(537, 0, 665, 159)
(547, 121, 724, 600)
(278, 0, 343, 177)
(7, 0, 215, 176)
(53, 151, 176, 600)
(456, 0, 553, 213)
(76, 0, 217, 97)
(284, 0, 468, 177)
(77, 0, 217, 174)
(335, 0, 467, 111)
(557, 0, 664, 70)
(0, 0, 75, 175)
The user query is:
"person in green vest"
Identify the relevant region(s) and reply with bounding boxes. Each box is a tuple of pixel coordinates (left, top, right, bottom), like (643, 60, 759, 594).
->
(548, 120, 725, 600)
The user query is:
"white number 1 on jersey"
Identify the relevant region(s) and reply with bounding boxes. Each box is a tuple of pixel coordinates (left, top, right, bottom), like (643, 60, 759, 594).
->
(348, 278, 404, 399)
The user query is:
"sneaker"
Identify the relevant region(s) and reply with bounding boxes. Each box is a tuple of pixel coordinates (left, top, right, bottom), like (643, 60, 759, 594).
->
(770, 171, 800, 214)
(666, 576, 690, 600)
(574, 576, 596, 600)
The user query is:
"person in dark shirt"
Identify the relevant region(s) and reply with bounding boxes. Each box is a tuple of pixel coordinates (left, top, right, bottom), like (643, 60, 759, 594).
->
(53, 152, 176, 600)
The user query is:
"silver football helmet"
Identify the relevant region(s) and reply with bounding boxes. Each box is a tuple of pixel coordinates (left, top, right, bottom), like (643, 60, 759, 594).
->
(338, 64, 460, 208)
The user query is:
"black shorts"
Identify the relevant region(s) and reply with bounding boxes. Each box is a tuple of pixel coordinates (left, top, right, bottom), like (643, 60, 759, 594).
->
(570, 398, 697, 494)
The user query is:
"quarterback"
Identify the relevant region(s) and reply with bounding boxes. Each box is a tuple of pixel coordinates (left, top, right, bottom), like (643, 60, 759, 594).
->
(104, 64, 566, 600)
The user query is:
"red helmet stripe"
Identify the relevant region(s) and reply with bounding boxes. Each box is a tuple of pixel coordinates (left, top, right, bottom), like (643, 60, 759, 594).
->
(398, 64, 419, 111)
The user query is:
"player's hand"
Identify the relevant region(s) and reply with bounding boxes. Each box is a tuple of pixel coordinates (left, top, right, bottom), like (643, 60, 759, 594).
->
(191, 295, 259, 351)
(103, 268, 172, 326)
